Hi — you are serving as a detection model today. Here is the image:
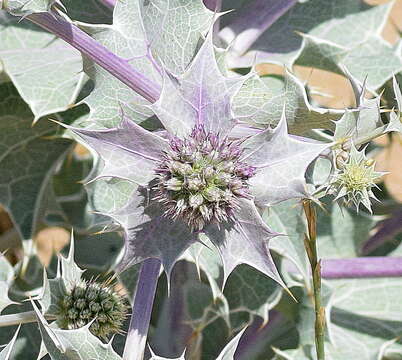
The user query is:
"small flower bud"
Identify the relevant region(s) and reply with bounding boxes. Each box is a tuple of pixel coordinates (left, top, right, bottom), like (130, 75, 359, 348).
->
(189, 194, 204, 208)
(57, 280, 127, 339)
(165, 177, 183, 191)
(204, 187, 221, 202)
(203, 166, 215, 179)
(67, 308, 79, 320)
(216, 172, 231, 186)
(187, 177, 203, 191)
(97, 312, 108, 323)
(89, 301, 102, 313)
(86, 288, 98, 301)
(80, 309, 92, 319)
(75, 298, 86, 310)
(101, 299, 114, 311)
(73, 287, 85, 298)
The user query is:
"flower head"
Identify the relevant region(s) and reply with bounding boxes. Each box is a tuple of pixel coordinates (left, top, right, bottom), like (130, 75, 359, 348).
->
(331, 145, 384, 212)
(66, 37, 327, 287)
(56, 279, 127, 339)
(155, 125, 256, 231)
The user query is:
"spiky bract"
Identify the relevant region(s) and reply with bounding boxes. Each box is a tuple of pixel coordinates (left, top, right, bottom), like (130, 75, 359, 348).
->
(155, 125, 256, 231)
(331, 145, 384, 212)
(56, 279, 127, 339)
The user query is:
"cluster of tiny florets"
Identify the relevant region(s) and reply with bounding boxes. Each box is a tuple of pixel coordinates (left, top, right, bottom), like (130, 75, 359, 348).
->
(56, 280, 127, 339)
(331, 146, 383, 212)
(155, 125, 256, 231)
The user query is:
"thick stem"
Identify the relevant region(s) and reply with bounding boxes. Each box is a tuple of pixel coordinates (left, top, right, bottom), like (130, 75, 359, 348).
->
(219, 0, 297, 54)
(322, 257, 402, 279)
(26, 13, 161, 103)
(123, 258, 161, 360)
(303, 200, 325, 360)
(0, 311, 56, 327)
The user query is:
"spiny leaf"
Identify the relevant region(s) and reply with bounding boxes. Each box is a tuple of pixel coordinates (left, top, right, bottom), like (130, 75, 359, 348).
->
(387, 76, 402, 133)
(141, 0, 214, 76)
(222, 0, 402, 89)
(216, 327, 247, 360)
(110, 186, 195, 277)
(65, 116, 169, 186)
(151, 34, 247, 138)
(242, 110, 329, 206)
(0, 11, 83, 121)
(38, 232, 84, 316)
(263, 199, 309, 281)
(204, 198, 285, 288)
(32, 301, 122, 360)
(79, 0, 214, 129)
(0, 82, 72, 239)
(233, 70, 343, 135)
(333, 70, 384, 145)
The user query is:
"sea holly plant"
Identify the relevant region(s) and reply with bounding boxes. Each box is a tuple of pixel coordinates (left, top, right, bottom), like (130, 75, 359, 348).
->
(1, 1, 402, 360)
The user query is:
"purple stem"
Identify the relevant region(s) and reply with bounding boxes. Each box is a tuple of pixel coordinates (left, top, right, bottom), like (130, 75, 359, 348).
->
(27, 12, 161, 103)
(123, 258, 161, 360)
(321, 257, 402, 279)
(219, 0, 297, 54)
(99, 0, 115, 10)
(361, 208, 402, 255)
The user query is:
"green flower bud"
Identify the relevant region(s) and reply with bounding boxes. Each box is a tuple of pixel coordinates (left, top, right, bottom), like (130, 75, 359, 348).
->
(56, 279, 128, 339)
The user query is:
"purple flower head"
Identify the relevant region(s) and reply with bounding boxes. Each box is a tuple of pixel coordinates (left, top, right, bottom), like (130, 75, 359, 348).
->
(65, 35, 328, 286)
(156, 125, 254, 231)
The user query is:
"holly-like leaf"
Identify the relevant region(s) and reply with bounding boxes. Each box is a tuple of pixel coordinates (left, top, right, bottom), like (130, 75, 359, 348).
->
(204, 198, 285, 288)
(242, 111, 329, 206)
(325, 278, 402, 359)
(0, 326, 20, 360)
(32, 300, 122, 360)
(0, 83, 72, 239)
(387, 76, 402, 133)
(38, 232, 84, 316)
(151, 34, 247, 138)
(221, 0, 402, 89)
(141, 0, 214, 76)
(0, 11, 84, 121)
(65, 116, 169, 186)
(80, 0, 214, 129)
(224, 265, 282, 326)
(233, 71, 343, 135)
(263, 199, 309, 281)
(333, 71, 384, 145)
(110, 186, 195, 277)
(79, 0, 160, 128)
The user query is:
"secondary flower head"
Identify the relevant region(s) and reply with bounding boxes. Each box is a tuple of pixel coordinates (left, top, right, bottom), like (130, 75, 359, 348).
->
(332, 145, 384, 212)
(155, 125, 256, 231)
(56, 279, 127, 339)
